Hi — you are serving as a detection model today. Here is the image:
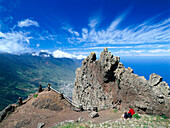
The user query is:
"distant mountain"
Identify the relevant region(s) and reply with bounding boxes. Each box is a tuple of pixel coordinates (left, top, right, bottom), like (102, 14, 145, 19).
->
(0, 53, 82, 110)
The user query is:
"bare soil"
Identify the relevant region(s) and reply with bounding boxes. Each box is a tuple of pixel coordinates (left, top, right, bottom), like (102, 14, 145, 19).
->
(0, 90, 122, 128)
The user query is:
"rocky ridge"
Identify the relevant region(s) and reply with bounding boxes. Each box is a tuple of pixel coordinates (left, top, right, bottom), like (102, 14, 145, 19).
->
(73, 48, 170, 117)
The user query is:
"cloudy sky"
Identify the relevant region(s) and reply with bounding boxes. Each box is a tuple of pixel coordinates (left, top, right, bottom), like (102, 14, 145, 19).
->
(0, 0, 170, 58)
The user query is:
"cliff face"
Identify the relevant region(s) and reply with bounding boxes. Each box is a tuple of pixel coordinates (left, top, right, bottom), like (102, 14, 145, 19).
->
(73, 48, 170, 117)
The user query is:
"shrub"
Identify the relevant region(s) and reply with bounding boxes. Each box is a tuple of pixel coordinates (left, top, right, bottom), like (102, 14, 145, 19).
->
(33, 94, 38, 98)
(132, 113, 141, 119)
(161, 115, 168, 119)
(113, 109, 118, 113)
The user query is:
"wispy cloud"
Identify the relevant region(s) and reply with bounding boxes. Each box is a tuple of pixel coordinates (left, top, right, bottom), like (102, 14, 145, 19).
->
(148, 49, 170, 53)
(63, 26, 79, 36)
(38, 34, 58, 41)
(18, 19, 39, 27)
(68, 28, 79, 36)
(88, 18, 100, 28)
(114, 49, 170, 56)
(66, 11, 170, 47)
(64, 44, 170, 51)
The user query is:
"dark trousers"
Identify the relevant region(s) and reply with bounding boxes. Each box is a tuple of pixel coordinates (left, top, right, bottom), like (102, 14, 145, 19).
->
(128, 113, 132, 118)
(124, 113, 132, 119)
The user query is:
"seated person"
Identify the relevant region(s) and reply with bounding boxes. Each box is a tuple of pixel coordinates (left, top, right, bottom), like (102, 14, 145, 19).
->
(121, 111, 128, 119)
(128, 106, 135, 118)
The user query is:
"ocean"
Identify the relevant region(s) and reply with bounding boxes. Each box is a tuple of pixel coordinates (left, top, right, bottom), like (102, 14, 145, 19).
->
(120, 56, 170, 86)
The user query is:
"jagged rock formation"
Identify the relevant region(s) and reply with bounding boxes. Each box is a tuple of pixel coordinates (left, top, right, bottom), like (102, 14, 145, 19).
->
(73, 48, 170, 117)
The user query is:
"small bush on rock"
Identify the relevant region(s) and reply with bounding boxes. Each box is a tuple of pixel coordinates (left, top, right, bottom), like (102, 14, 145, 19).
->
(33, 94, 38, 98)
(161, 115, 168, 119)
(132, 113, 141, 119)
(113, 109, 118, 113)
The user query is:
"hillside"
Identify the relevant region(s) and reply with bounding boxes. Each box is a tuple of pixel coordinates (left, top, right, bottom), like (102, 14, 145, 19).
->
(0, 89, 169, 128)
(0, 53, 82, 110)
(0, 89, 89, 128)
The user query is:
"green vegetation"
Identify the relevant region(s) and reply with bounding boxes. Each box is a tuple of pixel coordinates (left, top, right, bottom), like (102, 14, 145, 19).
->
(161, 115, 168, 119)
(33, 94, 38, 98)
(0, 53, 82, 110)
(109, 87, 112, 93)
(132, 113, 141, 119)
(113, 109, 118, 113)
(53, 123, 86, 128)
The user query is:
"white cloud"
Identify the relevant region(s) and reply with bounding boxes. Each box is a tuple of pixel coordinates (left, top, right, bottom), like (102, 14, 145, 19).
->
(40, 49, 50, 53)
(88, 18, 99, 28)
(38, 34, 57, 41)
(52, 50, 86, 59)
(0, 31, 31, 53)
(63, 27, 79, 36)
(56, 41, 62, 44)
(36, 44, 40, 47)
(18, 19, 39, 27)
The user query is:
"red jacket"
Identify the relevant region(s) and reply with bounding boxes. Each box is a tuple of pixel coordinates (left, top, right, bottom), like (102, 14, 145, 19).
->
(128, 108, 135, 115)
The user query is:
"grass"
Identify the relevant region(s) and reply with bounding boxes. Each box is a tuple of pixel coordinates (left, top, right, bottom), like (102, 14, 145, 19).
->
(53, 123, 87, 128)
(52, 124, 61, 128)
(109, 87, 112, 93)
(113, 109, 118, 113)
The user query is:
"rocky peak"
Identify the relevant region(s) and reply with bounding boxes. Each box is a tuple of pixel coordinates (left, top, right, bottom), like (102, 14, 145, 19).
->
(73, 48, 170, 117)
(149, 73, 163, 86)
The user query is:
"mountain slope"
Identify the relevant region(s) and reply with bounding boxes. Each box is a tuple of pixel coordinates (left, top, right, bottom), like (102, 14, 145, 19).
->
(0, 53, 82, 110)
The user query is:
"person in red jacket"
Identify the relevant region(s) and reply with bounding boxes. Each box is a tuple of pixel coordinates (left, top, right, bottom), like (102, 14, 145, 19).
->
(128, 106, 135, 118)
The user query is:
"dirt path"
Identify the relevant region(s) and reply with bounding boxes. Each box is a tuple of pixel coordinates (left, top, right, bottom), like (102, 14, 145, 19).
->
(0, 90, 123, 128)
(90, 109, 123, 124)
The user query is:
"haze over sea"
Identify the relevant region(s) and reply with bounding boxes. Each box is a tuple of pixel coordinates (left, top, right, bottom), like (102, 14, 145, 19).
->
(121, 56, 170, 86)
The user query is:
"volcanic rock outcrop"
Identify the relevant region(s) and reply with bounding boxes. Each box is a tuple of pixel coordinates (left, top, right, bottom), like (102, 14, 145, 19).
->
(73, 48, 170, 117)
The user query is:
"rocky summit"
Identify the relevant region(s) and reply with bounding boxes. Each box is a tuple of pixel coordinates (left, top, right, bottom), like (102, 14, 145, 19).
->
(73, 48, 170, 117)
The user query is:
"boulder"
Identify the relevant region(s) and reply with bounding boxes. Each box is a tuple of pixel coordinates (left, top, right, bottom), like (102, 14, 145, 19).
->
(37, 122, 45, 128)
(77, 116, 85, 123)
(149, 73, 162, 86)
(89, 111, 99, 118)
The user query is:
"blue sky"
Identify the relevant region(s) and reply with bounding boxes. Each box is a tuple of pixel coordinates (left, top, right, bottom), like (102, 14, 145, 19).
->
(0, 0, 170, 58)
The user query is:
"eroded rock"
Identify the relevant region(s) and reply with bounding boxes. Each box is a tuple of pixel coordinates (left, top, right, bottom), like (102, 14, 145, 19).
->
(73, 48, 170, 117)
(89, 111, 99, 118)
(37, 122, 45, 128)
